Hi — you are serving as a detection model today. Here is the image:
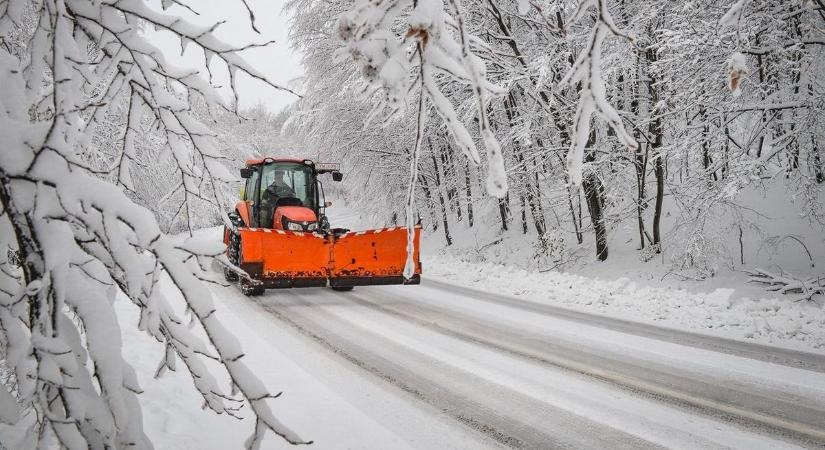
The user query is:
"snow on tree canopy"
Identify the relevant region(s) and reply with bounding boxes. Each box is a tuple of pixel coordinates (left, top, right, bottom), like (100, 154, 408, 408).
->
(286, 0, 825, 269)
(337, 0, 511, 278)
(337, 0, 508, 198)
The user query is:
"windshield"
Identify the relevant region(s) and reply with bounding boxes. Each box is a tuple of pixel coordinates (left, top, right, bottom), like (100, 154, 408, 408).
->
(259, 162, 317, 211)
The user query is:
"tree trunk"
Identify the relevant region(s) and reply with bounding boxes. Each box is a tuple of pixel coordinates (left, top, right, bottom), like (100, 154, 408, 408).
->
(464, 158, 474, 226)
(442, 149, 463, 221)
(646, 46, 665, 253)
(567, 180, 583, 244)
(428, 146, 452, 245)
(652, 149, 664, 253)
(813, 136, 824, 183)
(581, 130, 608, 261)
(519, 192, 528, 234)
(630, 71, 648, 250)
(498, 194, 511, 232)
(699, 107, 717, 183)
(417, 173, 438, 231)
(503, 92, 546, 237)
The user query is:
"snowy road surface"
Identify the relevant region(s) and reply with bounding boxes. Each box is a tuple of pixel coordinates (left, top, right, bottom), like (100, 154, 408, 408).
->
(209, 279, 825, 450)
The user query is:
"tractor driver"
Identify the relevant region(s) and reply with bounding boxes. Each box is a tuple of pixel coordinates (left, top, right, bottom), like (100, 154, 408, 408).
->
(259, 168, 297, 227)
(266, 169, 295, 199)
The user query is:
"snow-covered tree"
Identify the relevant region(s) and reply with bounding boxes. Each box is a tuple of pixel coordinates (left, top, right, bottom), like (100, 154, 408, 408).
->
(286, 0, 825, 276)
(0, 1, 309, 447)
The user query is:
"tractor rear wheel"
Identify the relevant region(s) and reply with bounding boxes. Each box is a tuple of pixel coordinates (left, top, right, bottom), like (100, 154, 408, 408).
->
(224, 226, 240, 282)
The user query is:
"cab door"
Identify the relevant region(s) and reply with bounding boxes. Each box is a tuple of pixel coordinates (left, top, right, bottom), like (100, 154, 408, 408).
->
(245, 166, 261, 227)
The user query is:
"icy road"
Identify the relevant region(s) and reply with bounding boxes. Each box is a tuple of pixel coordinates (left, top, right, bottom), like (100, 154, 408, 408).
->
(210, 278, 825, 450)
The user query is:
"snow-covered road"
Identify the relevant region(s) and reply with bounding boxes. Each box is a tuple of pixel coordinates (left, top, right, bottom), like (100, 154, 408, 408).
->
(210, 278, 825, 449)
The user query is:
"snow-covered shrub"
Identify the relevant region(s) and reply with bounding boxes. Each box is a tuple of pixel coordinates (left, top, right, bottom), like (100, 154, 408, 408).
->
(671, 231, 725, 279)
(534, 230, 567, 267)
(0, 1, 308, 448)
(639, 243, 661, 263)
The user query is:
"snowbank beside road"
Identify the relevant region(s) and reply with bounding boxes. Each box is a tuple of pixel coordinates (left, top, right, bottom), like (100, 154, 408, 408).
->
(425, 253, 825, 354)
(332, 202, 825, 353)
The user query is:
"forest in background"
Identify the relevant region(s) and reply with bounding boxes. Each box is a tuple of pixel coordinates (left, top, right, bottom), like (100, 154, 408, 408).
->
(281, 0, 825, 279)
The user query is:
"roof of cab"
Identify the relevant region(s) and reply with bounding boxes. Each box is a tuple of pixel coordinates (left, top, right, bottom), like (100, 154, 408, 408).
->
(245, 157, 309, 166)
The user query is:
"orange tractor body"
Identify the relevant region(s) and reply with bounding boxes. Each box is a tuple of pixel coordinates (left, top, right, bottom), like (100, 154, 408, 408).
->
(223, 157, 421, 294)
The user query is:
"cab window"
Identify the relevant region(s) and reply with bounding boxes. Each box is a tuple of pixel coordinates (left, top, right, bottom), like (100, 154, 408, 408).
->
(259, 162, 317, 211)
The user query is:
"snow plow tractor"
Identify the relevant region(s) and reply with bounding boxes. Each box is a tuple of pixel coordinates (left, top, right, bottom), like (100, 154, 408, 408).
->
(223, 157, 421, 295)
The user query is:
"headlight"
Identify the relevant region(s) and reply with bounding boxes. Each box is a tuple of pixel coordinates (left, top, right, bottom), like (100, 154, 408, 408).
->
(306, 223, 318, 231)
(286, 221, 303, 231)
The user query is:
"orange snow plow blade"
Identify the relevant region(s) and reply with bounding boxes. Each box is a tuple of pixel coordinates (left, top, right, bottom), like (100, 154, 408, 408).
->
(329, 227, 421, 287)
(239, 228, 330, 288)
(236, 226, 421, 288)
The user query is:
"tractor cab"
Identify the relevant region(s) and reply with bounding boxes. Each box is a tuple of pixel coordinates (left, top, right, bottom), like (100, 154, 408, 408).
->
(236, 158, 342, 233)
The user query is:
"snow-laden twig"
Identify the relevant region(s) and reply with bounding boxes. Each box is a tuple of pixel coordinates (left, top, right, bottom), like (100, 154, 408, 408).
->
(719, 0, 751, 96)
(747, 268, 825, 303)
(561, 0, 638, 186)
(404, 44, 427, 280)
(446, 0, 508, 197)
(338, 0, 508, 197)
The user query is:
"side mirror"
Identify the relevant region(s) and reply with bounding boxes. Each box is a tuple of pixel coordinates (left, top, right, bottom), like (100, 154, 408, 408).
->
(240, 167, 254, 178)
(332, 171, 343, 182)
(324, 201, 333, 208)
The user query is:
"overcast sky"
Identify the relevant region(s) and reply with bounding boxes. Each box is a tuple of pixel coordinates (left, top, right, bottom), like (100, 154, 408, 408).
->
(148, 0, 305, 113)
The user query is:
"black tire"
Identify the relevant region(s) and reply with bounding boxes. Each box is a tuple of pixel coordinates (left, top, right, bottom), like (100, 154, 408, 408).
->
(331, 286, 354, 292)
(241, 279, 265, 296)
(224, 225, 240, 282)
(226, 213, 262, 295)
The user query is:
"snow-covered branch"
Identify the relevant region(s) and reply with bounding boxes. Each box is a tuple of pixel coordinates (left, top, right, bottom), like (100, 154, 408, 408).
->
(561, 0, 639, 186)
(337, 0, 508, 197)
(0, 1, 308, 447)
(748, 268, 825, 303)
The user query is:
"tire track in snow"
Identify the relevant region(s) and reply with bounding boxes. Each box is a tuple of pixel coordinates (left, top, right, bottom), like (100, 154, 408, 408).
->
(252, 290, 663, 450)
(425, 279, 825, 373)
(347, 287, 825, 448)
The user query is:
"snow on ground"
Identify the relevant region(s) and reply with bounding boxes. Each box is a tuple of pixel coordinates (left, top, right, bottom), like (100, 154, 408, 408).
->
(119, 225, 496, 449)
(423, 252, 825, 353)
(118, 203, 824, 449)
(117, 294, 248, 450)
(291, 284, 825, 448)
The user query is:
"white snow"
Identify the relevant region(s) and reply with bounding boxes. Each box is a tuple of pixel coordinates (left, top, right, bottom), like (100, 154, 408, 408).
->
(116, 207, 825, 448)
(424, 252, 825, 353)
(727, 51, 748, 96)
(118, 271, 497, 449)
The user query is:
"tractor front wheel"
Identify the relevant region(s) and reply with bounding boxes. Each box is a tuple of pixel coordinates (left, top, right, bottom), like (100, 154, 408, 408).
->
(226, 219, 264, 296)
(241, 279, 265, 296)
